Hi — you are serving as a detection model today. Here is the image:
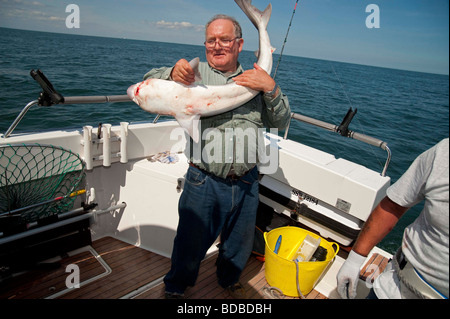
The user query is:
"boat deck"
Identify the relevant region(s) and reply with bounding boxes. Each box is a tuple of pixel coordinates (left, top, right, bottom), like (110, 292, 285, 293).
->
(0, 236, 389, 299)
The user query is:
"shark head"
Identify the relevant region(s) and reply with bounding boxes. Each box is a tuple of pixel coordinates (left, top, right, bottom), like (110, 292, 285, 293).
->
(127, 57, 201, 105)
(127, 83, 138, 101)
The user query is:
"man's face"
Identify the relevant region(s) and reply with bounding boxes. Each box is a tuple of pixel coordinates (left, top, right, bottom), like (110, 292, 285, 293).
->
(205, 19, 243, 73)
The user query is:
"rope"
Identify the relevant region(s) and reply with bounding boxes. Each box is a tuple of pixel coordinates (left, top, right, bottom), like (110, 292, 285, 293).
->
(295, 260, 306, 299)
(262, 260, 306, 299)
(273, 0, 300, 80)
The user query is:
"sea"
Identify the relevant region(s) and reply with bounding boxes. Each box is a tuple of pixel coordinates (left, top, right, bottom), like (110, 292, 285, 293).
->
(0, 27, 448, 254)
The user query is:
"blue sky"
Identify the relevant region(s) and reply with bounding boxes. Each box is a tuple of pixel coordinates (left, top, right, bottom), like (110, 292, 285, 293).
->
(0, 0, 448, 74)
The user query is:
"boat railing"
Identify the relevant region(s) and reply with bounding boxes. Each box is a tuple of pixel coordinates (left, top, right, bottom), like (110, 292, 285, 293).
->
(284, 112, 391, 177)
(3, 95, 131, 138)
(3, 70, 132, 138)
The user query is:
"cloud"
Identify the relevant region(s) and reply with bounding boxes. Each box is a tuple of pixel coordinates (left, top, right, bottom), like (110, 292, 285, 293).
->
(1, 0, 64, 21)
(154, 20, 204, 32)
(29, 9, 64, 21)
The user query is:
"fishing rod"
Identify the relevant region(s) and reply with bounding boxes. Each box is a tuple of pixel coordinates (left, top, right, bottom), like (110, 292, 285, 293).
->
(267, 0, 388, 176)
(273, 0, 300, 80)
(0, 189, 86, 218)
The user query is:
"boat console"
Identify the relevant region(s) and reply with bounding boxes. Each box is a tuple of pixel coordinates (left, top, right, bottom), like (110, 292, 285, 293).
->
(259, 133, 391, 246)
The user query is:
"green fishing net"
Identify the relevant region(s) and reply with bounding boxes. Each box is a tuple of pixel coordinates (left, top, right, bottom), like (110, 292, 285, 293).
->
(0, 144, 85, 232)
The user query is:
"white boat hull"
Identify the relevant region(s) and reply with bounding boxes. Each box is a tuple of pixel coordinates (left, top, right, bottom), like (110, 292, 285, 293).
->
(0, 120, 392, 299)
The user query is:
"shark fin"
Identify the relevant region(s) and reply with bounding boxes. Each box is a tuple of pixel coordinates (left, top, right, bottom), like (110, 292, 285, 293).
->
(255, 47, 276, 59)
(260, 3, 272, 29)
(175, 114, 201, 143)
(189, 57, 202, 83)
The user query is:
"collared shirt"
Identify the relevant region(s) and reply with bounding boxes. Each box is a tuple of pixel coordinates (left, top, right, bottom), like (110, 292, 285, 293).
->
(144, 62, 291, 179)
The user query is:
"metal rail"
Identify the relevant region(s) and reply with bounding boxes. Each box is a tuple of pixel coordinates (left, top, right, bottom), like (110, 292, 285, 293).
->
(3, 95, 130, 138)
(284, 112, 392, 176)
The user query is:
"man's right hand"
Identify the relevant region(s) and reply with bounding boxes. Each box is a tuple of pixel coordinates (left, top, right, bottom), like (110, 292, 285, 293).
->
(171, 59, 196, 85)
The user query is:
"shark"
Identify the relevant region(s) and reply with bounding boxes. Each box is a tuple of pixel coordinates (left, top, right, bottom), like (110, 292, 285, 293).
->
(127, 0, 274, 142)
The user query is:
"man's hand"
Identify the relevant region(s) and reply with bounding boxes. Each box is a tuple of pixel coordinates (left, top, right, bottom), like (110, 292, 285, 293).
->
(233, 63, 276, 93)
(336, 250, 367, 299)
(171, 59, 196, 85)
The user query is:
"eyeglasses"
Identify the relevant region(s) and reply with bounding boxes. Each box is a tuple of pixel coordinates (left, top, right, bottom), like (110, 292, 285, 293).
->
(204, 37, 240, 49)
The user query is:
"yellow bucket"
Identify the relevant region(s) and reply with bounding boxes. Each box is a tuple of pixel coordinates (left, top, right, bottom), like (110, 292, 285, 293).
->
(264, 226, 339, 297)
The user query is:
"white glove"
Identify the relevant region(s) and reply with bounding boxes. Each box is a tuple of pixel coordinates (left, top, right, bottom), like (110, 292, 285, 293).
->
(336, 250, 367, 299)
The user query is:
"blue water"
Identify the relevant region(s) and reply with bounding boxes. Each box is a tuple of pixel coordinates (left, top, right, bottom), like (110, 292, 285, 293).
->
(1, 27, 448, 253)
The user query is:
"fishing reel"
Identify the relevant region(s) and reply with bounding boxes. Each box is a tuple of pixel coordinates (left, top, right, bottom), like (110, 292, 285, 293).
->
(337, 107, 358, 137)
(30, 69, 64, 106)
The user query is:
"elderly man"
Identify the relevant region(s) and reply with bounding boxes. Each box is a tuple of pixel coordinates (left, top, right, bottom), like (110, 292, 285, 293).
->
(143, 14, 290, 298)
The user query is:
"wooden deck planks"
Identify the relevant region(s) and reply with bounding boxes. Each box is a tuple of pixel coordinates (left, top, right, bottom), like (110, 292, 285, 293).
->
(1, 237, 390, 300)
(360, 253, 390, 284)
(134, 252, 320, 300)
(0, 249, 105, 299)
(60, 237, 171, 299)
(0, 236, 171, 299)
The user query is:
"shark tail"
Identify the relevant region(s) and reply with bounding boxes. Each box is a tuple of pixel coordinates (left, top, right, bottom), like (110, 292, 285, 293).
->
(234, 0, 272, 30)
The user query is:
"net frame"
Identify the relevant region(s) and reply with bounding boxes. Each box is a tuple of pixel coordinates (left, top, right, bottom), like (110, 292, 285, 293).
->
(0, 143, 85, 229)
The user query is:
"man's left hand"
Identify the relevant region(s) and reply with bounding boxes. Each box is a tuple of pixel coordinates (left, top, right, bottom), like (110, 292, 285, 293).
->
(233, 63, 276, 93)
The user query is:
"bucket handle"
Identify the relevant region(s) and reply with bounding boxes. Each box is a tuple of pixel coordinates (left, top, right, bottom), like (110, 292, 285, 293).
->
(330, 242, 340, 260)
(264, 232, 341, 258)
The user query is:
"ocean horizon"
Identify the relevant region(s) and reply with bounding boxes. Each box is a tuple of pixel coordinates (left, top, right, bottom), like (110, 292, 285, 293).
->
(2, 26, 448, 77)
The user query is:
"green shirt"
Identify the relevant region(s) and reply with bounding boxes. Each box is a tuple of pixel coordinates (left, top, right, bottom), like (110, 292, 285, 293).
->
(144, 62, 291, 178)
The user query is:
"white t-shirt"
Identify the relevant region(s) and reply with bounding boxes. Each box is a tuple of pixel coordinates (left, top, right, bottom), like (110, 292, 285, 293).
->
(374, 138, 449, 298)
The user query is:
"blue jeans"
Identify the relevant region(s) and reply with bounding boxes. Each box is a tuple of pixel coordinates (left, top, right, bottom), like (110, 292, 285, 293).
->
(366, 288, 378, 299)
(164, 165, 259, 294)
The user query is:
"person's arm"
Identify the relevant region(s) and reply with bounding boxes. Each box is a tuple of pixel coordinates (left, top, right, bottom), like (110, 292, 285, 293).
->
(143, 58, 195, 83)
(353, 196, 408, 256)
(232, 63, 276, 93)
(143, 66, 173, 81)
(336, 196, 408, 299)
(169, 59, 195, 85)
(233, 63, 291, 130)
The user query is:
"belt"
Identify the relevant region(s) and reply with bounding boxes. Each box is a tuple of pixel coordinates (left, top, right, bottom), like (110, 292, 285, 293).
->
(393, 248, 447, 299)
(189, 162, 254, 181)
